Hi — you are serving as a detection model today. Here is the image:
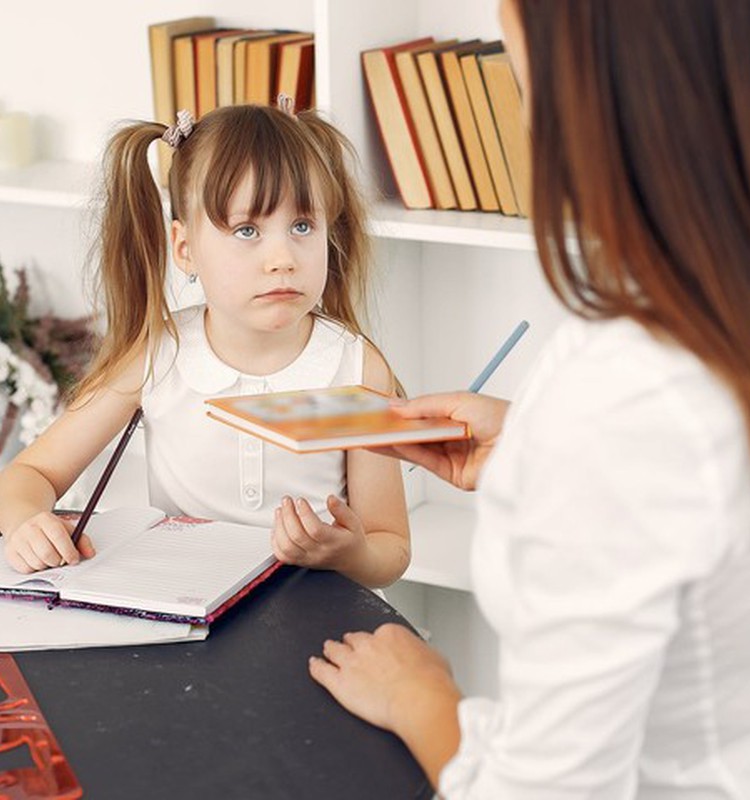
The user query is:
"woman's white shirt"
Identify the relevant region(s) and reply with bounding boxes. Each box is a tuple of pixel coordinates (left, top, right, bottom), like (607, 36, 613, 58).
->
(441, 316, 750, 799)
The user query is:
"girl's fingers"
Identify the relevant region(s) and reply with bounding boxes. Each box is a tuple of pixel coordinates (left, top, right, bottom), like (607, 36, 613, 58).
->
(271, 507, 307, 563)
(43, 524, 83, 566)
(295, 497, 330, 542)
(75, 532, 96, 559)
(15, 539, 48, 572)
(3, 544, 35, 574)
(279, 496, 313, 549)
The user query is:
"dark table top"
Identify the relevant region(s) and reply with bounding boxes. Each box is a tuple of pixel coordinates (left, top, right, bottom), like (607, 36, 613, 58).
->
(11, 566, 433, 800)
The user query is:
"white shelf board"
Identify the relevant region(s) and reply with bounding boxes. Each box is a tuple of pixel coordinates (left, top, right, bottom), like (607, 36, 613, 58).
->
(371, 198, 536, 250)
(403, 502, 475, 592)
(0, 162, 540, 253)
(0, 160, 95, 208)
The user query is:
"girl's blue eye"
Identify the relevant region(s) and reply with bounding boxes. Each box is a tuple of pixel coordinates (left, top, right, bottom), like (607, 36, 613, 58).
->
(292, 220, 313, 236)
(234, 225, 258, 240)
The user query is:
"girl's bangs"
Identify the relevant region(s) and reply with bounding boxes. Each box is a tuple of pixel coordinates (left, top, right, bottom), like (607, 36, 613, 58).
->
(199, 110, 340, 228)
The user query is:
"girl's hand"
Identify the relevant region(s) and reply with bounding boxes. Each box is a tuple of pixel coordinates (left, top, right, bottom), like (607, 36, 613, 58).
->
(3, 512, 95, 573)
(373, 392, 511, 491)
(271, 494, 367, 574)
(309, 622, 461, 736)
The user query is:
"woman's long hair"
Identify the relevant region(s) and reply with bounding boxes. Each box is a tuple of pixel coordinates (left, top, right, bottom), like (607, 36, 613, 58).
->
(516, 0, 750, 426)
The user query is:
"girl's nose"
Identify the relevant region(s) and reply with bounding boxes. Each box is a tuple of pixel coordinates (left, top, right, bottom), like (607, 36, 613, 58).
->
(263, 241, 295, 273)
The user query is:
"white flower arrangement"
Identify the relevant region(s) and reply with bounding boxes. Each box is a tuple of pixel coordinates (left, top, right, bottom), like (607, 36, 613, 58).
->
(0, 263, 95, 457)
(0, 339, 59, 445)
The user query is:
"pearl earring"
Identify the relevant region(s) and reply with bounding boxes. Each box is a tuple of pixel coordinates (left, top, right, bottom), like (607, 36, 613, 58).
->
(187, 272, 198, 284)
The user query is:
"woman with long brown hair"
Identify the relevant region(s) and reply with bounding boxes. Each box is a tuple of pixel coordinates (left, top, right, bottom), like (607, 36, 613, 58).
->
(310, 1, 750, 796)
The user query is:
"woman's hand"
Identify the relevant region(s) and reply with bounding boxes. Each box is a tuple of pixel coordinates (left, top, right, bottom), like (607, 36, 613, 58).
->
(271, 494, 368, 574)
(309, 623, 463, 786)
(374, 392, 510, 491)
(3, 512, 95, 573)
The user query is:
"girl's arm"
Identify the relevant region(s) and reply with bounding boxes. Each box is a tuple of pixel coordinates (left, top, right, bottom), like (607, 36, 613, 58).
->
(0, 348, 146, 571)
(272, 344, 410, 588)
(340, 342, 410, 586)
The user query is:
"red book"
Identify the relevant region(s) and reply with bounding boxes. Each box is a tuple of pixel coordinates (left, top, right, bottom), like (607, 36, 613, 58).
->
(361, 38, 435, 209)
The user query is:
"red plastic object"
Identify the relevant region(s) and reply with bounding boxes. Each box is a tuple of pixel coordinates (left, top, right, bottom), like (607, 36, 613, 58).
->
(0, 654, 82, 799)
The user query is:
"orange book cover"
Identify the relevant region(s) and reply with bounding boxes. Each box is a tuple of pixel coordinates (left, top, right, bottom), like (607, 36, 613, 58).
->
(244, 32, 312, 106)
(394, 40, 459, 210)
(276, 37, 315, 111)
(361, 37, 436, 210)
(194, 28, 245, 117)
(205, 385, 469, 453)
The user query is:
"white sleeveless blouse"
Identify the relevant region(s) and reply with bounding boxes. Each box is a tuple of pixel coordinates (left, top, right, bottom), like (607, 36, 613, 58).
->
(141, 305, 364, 526)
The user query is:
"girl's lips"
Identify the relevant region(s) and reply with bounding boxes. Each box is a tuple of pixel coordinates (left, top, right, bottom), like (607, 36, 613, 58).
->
(257, 289, 302, 299)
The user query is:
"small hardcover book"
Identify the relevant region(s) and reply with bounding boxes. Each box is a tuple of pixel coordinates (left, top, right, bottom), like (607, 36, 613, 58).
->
(205, 385, 470, 453)
(0, 507, 280, 626)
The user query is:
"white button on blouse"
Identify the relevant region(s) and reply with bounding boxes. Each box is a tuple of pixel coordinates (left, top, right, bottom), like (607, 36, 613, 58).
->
(141, 305, 364, 527)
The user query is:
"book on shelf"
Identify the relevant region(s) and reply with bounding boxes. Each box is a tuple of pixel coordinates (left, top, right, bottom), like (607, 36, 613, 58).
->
(394, 40, 459, 210)
(440, 41, 504, 212)
(460, 47, 519, 216)
(205, 385, 470, 454)
(0, 507, 280, 626)
(479, 52, 532, 217)
(148, 15, 215, 186)
(233, 30, 280, 104)
(362, 37, 436, 210)
(215, 29, 258, 108)
(195, 28, 245, 117)
(416, 43, 478, 211)
(276, 36, 315, 111)
(244, 31, 312, 106)
(173, 31, 203, 120)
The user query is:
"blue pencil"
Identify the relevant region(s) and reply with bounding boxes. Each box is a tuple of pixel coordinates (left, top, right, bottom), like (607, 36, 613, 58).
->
(407, 320, 529, 472)
(468, 320, 530, 393)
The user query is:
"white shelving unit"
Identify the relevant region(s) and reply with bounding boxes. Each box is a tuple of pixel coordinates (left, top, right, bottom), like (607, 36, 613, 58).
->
(0, 0, 567, 696)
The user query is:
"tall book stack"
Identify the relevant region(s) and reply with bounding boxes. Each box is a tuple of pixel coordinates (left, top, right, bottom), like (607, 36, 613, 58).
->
(362, 37, 530, 216)
(148, 17, 315, 185)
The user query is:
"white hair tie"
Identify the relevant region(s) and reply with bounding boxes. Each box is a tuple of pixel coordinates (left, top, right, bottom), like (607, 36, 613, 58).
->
(277, 93, 296, 117)
(162, 109, 194, 148)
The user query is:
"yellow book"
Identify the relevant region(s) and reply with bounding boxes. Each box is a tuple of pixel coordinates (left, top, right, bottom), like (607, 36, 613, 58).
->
(440, 42, 503, 212)
(460, 50, 518, 215)
(479, 52, 532, 217)
(416, 46, 477, 211)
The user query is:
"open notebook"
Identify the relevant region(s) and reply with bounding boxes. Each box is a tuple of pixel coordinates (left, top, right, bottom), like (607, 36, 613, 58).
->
(0, 507, 280, 625)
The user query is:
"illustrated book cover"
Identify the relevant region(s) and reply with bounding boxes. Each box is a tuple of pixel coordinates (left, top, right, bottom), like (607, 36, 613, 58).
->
(205, 385, 470, 453)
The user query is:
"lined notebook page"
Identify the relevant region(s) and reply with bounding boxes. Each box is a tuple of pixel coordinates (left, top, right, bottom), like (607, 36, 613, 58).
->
(0, 507, 165, 592)
(62, 519, 276, 617)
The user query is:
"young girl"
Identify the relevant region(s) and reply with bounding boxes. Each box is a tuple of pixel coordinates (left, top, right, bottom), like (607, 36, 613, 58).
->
(0, 102, 410, 589)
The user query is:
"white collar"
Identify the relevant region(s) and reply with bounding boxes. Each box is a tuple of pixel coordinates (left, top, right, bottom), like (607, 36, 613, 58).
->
(173, 306, 351, 395)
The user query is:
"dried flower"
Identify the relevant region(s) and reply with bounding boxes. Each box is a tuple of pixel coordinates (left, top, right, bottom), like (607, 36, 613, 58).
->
(0, 262, 97, 451)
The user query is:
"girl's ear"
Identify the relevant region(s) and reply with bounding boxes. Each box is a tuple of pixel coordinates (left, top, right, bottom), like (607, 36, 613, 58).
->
(171, 220, 192, 274)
